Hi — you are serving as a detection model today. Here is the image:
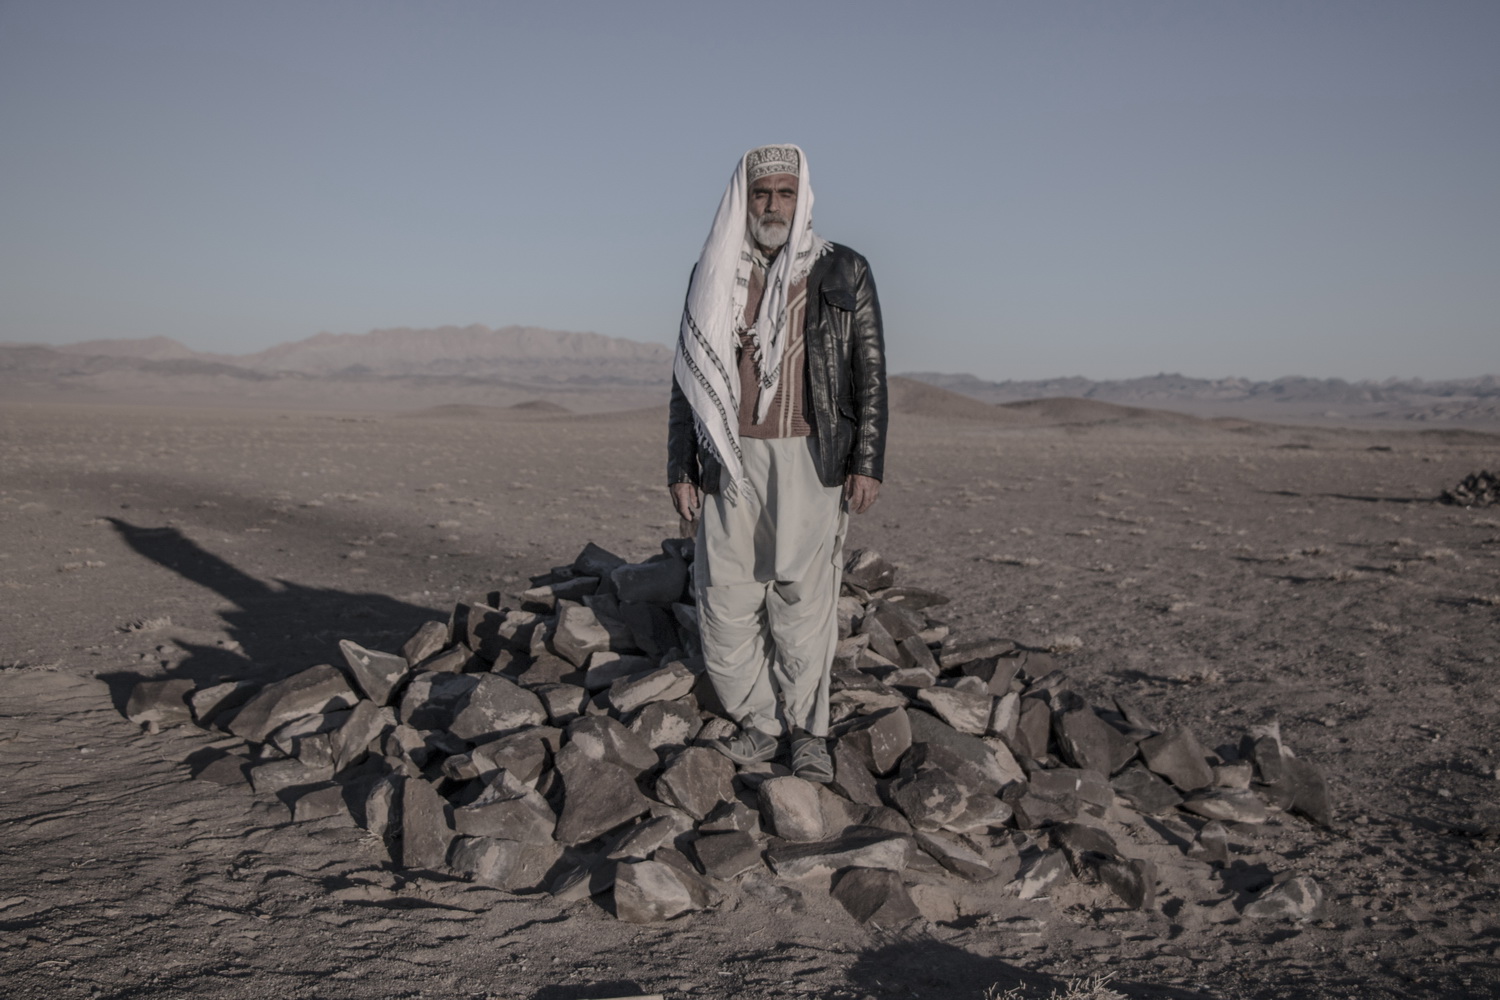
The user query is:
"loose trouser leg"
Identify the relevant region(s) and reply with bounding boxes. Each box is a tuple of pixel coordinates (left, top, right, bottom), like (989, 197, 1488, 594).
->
(765, 536, 841, 737)
(697, 581, 780, 736)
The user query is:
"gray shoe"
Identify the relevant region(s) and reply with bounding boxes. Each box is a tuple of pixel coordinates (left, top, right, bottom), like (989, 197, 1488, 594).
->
(713, 726, 778, 765)
(790, 732, 834, 783)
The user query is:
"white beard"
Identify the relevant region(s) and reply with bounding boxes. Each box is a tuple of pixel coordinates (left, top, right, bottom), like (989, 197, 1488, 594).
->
(748, 213, 790, 250)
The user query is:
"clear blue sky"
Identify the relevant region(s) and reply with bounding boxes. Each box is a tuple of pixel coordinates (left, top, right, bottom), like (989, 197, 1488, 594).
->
(2, 1, 1496, 381)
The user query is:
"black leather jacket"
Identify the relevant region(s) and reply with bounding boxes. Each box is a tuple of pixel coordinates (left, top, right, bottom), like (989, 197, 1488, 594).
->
(668, 242, 887, 493)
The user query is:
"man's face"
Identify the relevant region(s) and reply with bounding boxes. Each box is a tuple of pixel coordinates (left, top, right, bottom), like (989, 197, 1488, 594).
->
(747, 172, 798, 251)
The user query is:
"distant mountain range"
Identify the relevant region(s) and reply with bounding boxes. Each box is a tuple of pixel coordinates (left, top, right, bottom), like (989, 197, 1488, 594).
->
(2, 328, 1496, 426)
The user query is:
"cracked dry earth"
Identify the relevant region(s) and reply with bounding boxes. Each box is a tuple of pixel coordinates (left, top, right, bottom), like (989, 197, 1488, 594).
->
(2, 398, 1499, 1000)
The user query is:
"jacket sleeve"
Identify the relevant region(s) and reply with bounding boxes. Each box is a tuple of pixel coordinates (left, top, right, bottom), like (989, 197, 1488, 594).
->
(848, 255, 888, 482)
(667, 372, 701, 487)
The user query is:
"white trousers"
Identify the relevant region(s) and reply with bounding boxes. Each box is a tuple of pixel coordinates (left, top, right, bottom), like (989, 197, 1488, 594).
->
(695, 436, 847, 738)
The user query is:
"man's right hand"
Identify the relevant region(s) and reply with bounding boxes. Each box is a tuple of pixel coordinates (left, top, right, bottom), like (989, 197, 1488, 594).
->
(670, 482, 702, 522)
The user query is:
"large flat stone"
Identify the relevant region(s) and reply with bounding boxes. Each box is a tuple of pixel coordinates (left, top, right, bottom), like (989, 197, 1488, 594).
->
(452, 770, 556, 844)
(228, 665, 357, 743)
(126, 678, 195, 731)
(449, 674, 546, 742)
(916, 687, 991, 736)
(1139, 728, 1215, 792)
(329, 700, 395, 773)
(1053, 707, 1137, 775)
(843, 549, 897, 591)
(553, 604, 613, 668)
(766, 828, 912, 879)
(612, 859, 700, 922)
(608, 661, 695, 715)
(397, 671, 478, 732)
(692, 830, 764, 880)
(1111, 764, 1184, 814)
(583, 652, 657, 692)
(553, 745, 651, 845)
(839, 708, 911, 776)
(398, 778, 453, 871)
(1244, 874, 1322, 921)
(630, 698, 702, 750)
(567, 715, 659, 775)
(448, 836, 561, 891)
(611, 555, 689, 606)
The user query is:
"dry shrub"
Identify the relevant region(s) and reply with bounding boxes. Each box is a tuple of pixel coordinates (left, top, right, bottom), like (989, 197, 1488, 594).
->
(1044, 634, 1084, 654)
(986, 973, 1125, 1000)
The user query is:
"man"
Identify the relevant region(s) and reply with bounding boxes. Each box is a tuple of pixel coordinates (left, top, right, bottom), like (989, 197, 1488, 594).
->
(667, 143, 887, 782)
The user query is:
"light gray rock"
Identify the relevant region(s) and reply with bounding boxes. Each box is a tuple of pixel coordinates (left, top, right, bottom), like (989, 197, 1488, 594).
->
(698, 800, 762, 835)
(1282, 755, 1333, 827)
(1053, 707, 1137, 775)
(532, 683, 589, 726)
(449, 674, 546, 742)
(612, 859, 701, 922)
(606, 812, 693, 862)
(831, 868, 921, 927)
(1244, 874, 1322, 921)
(399, 778, 454, 871)
(1016, 849, 1070, 899)
(362, 773, 401, 839)
(758, 776, 826, 842)
(629, 698, 702, 750)
(470, 729, 555, 785)
(1188, 820, 1230, 866)
(1181, 788, 1269, 825)
(915, 830, 993, 880)
(448, 836, 561, 891)
(917, 687, 991, 736)
(889, 765, 967, 831)
(654, 746, 736, 820)
(567, 715, 658, 775)
(608, 661, 695, 715)
(126, 678, 197, 731)
(553, 604, 613, 668)
(519, 575, 599, 611)
(229, 665, 357, 743)
(248, 757, 333, 793)
(1139, 728, 1215, 792)
(766, 828, 912, 878)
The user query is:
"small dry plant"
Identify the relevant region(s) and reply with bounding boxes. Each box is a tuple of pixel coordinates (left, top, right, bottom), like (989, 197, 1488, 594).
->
(986, 972, 1125, 1000)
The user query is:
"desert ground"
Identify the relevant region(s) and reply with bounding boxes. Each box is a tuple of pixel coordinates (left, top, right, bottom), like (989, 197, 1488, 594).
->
(2, 391, 1499, 1000)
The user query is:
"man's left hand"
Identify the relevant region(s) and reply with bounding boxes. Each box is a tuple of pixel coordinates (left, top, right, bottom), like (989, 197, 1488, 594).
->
(844, 474, 880, 514)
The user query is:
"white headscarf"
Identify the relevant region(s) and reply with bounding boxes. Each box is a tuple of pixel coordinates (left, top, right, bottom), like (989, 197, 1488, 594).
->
(673, 144, 831, 500)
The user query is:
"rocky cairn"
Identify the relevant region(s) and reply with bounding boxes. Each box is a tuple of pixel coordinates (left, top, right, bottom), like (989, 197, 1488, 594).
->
(129, 539, 1333, 926)
(1441, 470, 1500, 508)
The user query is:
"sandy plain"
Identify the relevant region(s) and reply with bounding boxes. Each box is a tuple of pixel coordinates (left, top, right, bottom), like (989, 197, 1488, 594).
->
(1, 392, 1499, 1000)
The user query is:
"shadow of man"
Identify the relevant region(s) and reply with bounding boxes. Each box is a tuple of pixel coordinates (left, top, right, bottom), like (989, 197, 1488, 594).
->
(100, 518, 441, 712)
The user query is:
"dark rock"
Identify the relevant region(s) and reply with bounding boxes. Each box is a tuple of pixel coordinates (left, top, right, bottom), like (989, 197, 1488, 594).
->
(906, 710, 1008, 789)
(916, 830, 993, 880)
(758, 776, 826, 842)
(290, 783, 352, 824)
(1096, 856, 1156, 910)
(400, 621, 450, 667)
(889, 765, 967, 831)
(574, 541, 627, 580)
(897, 636, 941, 674)
(831, 868, 921, 927)
(188, 680, 256, 728)
(1139, 728, 1215, 792)
(337, 640, 410, 705)
(519, 575, 599, 611)
(766, 828, 912, 878)
(844, 549, 897, 591)
(606, 812, 693, 861)
(532, 683, 589, 726)
(692, 830, 764, 880)
(830, 742, 882, 807)
(329, 700, 395, 772)
(419, 646, 473, 674)
(228, 665, 357, 743)
(399, 778, 453, 871)
(552, 744, 651, 845)
(1283, 755, 1333, 827)
(448, 836, 561, 891)
(654, 746, 736, 820)
(1111, 764, 1183, 814)
(868, 601, 927, 642)
(1051, 821, 1120, 873)
(515, 653, 581, 688)
(1029, 767, 1112, 814)
(126, 678, 196, 731)
(583, 652, 657, 692)
(452, 770, 556, 844)
(470, 728, 555, 785)
(881, 586, 951, 611)
(193, 753, 250, 786)
(857, 613, 904, 665)
(699, 800, 761, 834)
(1003, 782, 1081, 830)
(840, 708, 912, 776)
(1053, 707, 1136, 775)
(1013, 698, 1053, 759)
(614, 600, 680, 660)
(449, 674, 546, 742)
(962, 655, 1022, 695)
(397, 671, 478, 732)
(938, 638, 1018, 671)
(612, 555, 689, 606)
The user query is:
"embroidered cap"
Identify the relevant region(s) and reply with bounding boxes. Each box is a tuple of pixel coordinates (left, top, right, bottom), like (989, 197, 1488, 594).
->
(745, 144, 800, 181)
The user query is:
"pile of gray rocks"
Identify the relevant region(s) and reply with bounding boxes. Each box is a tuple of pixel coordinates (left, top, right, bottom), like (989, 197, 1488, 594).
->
(1441, 470, 1500, 508)
(127, 538, 1333, 926)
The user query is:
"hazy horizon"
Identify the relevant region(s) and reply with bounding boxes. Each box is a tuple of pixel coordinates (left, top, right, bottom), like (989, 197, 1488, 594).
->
(2, 1, 1497, 383)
